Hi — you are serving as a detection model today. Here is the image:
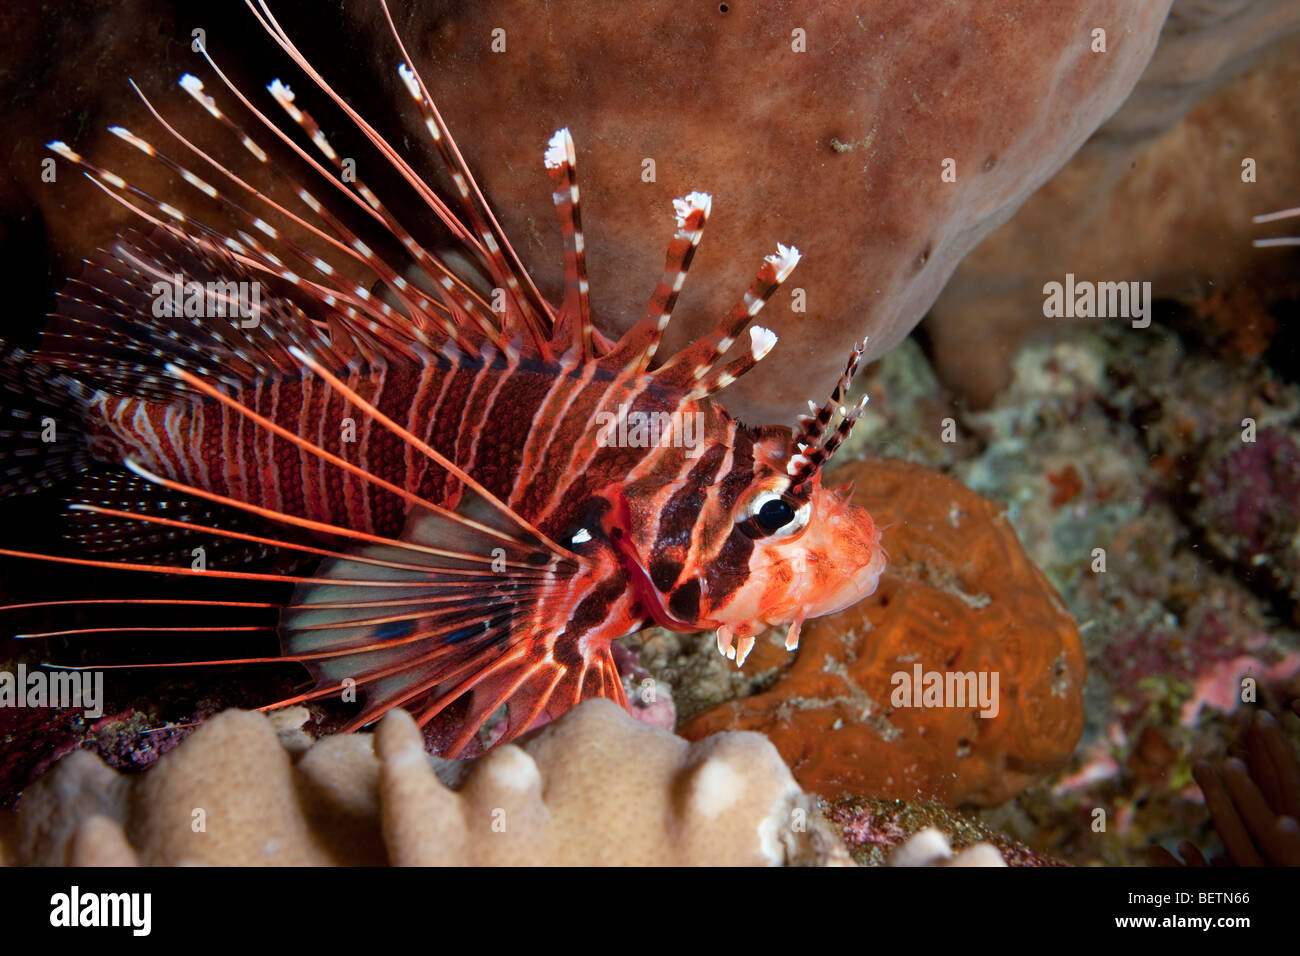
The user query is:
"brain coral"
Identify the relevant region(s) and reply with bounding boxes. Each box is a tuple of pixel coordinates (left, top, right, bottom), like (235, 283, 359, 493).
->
(1, 699, 852, 866)
(682, 458, 1086, 807)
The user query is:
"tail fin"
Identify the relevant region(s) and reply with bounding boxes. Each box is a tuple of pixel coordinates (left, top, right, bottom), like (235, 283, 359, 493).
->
(0, 346, 90, 496)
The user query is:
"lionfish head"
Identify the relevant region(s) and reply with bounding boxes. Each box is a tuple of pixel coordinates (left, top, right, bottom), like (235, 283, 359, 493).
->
(610, 340, 885, 667)
(709, 427, 885, 635)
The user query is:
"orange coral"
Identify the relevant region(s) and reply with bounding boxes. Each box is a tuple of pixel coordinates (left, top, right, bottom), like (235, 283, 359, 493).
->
(682, 458, 1085, 806)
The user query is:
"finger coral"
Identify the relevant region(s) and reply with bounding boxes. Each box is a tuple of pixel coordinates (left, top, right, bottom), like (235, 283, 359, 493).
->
(682, 458, 1086, 806)
(1, 699, 852, 866)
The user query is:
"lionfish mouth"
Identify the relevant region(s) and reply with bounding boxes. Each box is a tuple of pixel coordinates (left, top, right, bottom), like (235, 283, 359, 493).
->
(616, 540, 699, 633)
(0, 0, 878, 757)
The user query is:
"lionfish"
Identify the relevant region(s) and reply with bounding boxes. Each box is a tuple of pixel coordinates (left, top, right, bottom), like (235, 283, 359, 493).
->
(0, 0, 884, 755)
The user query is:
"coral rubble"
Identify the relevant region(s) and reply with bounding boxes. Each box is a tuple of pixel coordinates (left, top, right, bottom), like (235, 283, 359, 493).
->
(823, 795, 1065, 867)
(951, 319, 1300, 864)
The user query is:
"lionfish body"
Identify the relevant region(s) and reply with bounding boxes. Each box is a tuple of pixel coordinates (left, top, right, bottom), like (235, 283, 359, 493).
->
(2, 1, 884, 755)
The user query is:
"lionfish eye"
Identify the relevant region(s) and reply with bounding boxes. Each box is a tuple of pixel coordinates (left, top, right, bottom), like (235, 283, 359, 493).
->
(740, 490, 810, 540)
(757, 497, 795, 531)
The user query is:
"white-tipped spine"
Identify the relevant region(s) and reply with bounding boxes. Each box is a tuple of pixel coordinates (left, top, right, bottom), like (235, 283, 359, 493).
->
(397, 63, 423, 101)
(108, 126, 152, 154)
(672, 191, 713, 228)
(47, 141, 80, 162)
(1253, 206, 1300, 225)
(766, 243, 801, 282)
(267, 79, 303, 123)
(178, 74, 221, 118)
(544, 128, 573, 170)
(748, 325, 777, 360)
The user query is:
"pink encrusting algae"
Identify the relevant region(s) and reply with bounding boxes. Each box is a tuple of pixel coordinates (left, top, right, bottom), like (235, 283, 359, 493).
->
(0, 1, 885, 756)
